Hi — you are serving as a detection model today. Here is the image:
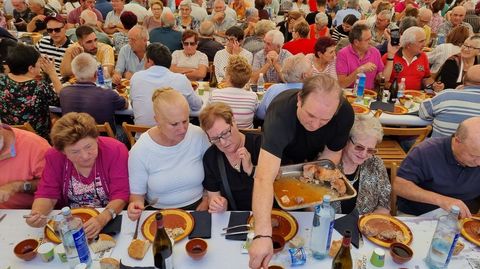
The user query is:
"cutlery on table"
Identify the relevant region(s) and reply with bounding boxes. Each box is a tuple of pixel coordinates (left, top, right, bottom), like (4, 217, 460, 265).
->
(221, 230, 251, 236)
(133, 197, 159, 239)
(0, 213, 6, 223)
(222, 224, 252, 231)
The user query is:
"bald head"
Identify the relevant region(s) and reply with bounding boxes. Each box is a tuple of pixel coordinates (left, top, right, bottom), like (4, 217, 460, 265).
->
(456, 116, 480, 143)
(450, 6, 466, 26)
(418, 8, 432, 27)
(199, 20, 215, 36)
(463, 65, 480, 86)
(80, 9, 98, 26)
(161, 11, 176, 28)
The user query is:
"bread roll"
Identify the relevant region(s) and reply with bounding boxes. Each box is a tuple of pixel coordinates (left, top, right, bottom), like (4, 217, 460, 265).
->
(100, 257, 120, 269)
(128, 239, 151, 260)
(90, 234, 116, 253)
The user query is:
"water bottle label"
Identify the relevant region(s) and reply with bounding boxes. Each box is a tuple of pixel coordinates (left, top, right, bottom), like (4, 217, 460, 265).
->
(289, 247, 306, 266)
(72, 229, 91, 264)
(445, 233, 460, 265)
(326, 221, 334, 250)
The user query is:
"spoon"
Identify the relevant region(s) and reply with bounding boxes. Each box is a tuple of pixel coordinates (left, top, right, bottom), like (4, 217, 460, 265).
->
(133, 198, 159, 239)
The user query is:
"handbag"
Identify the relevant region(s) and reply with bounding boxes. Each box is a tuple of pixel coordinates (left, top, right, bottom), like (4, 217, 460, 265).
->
(216, 152, 238, 211)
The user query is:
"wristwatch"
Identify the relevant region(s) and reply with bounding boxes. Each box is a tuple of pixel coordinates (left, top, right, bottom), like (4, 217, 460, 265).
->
(23, 181, 32, 192)
(106, 207, 117, 219)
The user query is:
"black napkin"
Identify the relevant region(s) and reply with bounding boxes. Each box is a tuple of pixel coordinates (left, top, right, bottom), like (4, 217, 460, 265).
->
(120, 260, 154, 269)
(100, 215, 122, 236)
(370, 101, 394, 112)
(225, 211, 251, 241)
(189, 211, 212, 239)
(334, 208, 361, 249)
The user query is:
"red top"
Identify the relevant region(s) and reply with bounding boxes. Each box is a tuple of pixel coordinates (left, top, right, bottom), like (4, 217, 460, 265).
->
(308, 0, 317, 12)
(283, 38, 316, 55)
(382, 49, 431, 90)
(309, 24, 329, 40)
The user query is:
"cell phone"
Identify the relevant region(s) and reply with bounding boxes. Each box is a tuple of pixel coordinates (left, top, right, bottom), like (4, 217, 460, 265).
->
(390, 28, 400, 46)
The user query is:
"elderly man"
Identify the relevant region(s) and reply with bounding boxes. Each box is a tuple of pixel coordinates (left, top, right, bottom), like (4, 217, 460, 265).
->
(248, 74, 354, 269)
(130, 43, 203, 126)
(67, 0, 103, 28)
(336, 23, 394, 89)
(417, 7, 432, 47)
(208, 0, 236, 42)
(419, 65, 480, 137)
(66, 9, 112, 45)
(113, 25, 147, 84)
(59, 53, 127, 129)
(36, 14, 73, 75)
(0, 124, 51, 209)
(282, 20, 316, 55)
(103, 0, 125, 34)
(149, 11, 182, 52)
(382, 26, 442, 91)
(242, 7, 260, 37)
(190, 0, 208, 22)
(209, 0, 237, 20)
(256, 54, 312, 120)
(438, 6, 473, 37)
(122, 0, 148, 23)
(394, 116, 480, 218)
(252, 29, 292, 83)
(197, 20, 224, 61)
(333, 0, 360, 27)
(60, 25, 115, 78)
(243, 19, 276, 55)
(11, 0, 34, 31)
(370, 10, 394, 47)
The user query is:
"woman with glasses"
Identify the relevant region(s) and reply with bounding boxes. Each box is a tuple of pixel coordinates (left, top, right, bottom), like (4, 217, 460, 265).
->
(331, 115, 391, 215)
(143, 1, 163, 32)
(170, 30, 208, 81)
(127, 88, 210, 221)
(199, 102, 262, 212)
(26, 112, 129, 239)
(176, 0, 200, 31)
(436, 35, 480, 89)
(210, 56, 258, 129)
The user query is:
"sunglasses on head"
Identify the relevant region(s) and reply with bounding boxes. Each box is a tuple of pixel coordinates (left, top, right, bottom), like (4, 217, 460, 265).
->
(349, 137, 377, 155)
(46, 26, 63, 33)
(182, 41, 197, 46)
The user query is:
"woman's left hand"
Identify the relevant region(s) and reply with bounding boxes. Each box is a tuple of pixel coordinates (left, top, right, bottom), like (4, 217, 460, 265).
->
(237, 147, 253, 175)
(39, 56, 57, 77)
(83, 216, 104, 239)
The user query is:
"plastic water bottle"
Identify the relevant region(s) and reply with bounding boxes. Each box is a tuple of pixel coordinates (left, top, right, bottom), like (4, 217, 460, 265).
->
(257, 73, 265, 93)
(353, 79, 359, 96)
(356, 72, 366, 98)
(437, 34, 446, 45)
(397, 78, 406, 98)
(103, 66, 112, 89)
(59, 207, 92, 269)
(96, 65, 105, 87)
(310, 195, 335, 260)
(425, 206, 461, 269)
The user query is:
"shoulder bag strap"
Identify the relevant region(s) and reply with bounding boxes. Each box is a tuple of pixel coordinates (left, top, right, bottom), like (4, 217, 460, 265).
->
(217, 152, 238, 211)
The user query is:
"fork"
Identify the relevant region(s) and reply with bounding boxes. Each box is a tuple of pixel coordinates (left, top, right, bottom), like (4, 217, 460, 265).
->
(133, 198, 159, 239)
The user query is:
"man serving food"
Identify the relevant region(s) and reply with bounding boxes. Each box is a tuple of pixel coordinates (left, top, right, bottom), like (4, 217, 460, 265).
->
(248, 74, 354, 269)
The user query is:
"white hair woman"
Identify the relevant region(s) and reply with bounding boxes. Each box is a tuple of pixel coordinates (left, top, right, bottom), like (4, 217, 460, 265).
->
(332, 115, 391, 215)
(310, 12, 330, 39)
(176, 0, 200, 30)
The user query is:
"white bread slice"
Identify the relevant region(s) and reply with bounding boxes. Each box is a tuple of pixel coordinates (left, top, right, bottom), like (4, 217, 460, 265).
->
(90, 234, 117, 253)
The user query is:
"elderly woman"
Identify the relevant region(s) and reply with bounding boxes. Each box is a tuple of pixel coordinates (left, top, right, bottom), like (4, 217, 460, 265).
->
(332, 115, 391, 215)
(143, 1, 163, 32)
(176, 0, 200, 31)
(170, 30, 209, 81)
(26, 112, 130, 239)
(26, 0, 56, 32)
(291, 0, 310, 15)
(127, 88, 210, 220)
(242, 7, 260, 37)
(243, 19, 275, 55)
(310, 12, 330, 39)
(0, 44, 61, 139)
(210, 56, 258, 129)
(200, 102, 262, 212)
(330, 14, 358, 42)
(112, 11, 138, 52)
(436, 35, 480, 89)
(306, 37, 337, 79)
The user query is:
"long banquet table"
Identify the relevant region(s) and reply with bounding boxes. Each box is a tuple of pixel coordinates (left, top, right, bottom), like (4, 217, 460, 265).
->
(0, 209, 478, 269)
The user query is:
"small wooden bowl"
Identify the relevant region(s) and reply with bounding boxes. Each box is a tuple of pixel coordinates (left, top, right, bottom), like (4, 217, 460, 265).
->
(185, 238, 208, 260)
(390, 242, 413, 264)
(14, 239, 39, 261)
(272, 234, 285, 254)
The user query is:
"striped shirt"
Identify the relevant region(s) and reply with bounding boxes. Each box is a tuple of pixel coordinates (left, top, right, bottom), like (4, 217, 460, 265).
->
(36, 36, 73, 75)
(210, 87, 258, 129)
(419, 87, 480, 137)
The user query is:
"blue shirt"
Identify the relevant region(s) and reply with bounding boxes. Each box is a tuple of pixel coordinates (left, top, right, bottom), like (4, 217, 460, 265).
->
(115, 44, 145, 74)
(256, 82, 303, 120)
(397, 136, 480, 215)
(333, 8, 361, 26)
(129, 66, 203, 126)
(95, 0, 113, 20)
(149, 27, 183, 52)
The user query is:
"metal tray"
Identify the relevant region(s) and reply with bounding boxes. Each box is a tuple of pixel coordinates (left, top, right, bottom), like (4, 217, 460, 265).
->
(273, 160, 357, 210)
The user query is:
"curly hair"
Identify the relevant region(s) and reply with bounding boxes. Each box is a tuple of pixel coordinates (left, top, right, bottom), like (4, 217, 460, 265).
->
(226, 55, 252, 88)
(50, 112, 99, 151)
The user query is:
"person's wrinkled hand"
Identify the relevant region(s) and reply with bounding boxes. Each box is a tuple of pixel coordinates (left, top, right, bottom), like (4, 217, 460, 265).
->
(127, 201, 144, 221)
(112, 73, 122, 85)
(208, 196, 227, 213)
(248, 238, 273, 269)
(266, 50, 279, 63)
(237, 147, 253, 174)
(359, 62, 377, 73)
(25, 211, 48, 228)
(40, 56, 57, 77)
(432, 81, 444, 92)
(438, 196, 471, 219)
(84, 216, 103, 239)
(0, 183, 15, 204)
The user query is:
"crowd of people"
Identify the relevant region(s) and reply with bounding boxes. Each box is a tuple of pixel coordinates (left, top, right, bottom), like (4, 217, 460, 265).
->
(0, 0, 480, 267)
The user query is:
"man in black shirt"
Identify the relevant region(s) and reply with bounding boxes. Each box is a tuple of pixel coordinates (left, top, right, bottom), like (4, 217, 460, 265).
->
(248, 74, 354, 269)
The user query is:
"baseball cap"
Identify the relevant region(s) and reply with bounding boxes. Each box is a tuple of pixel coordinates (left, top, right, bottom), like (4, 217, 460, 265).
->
(44, 14, 66, 24)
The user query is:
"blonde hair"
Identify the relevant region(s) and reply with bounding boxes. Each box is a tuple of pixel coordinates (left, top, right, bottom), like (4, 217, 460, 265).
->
(199, 102, 234, 131)
(50, 112, 99, 151)
(152, 87, 189, 117)
(226, 56, 252, 88)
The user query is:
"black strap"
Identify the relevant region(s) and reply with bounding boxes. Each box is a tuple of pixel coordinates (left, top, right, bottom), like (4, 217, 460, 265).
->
(217, 153, 237, 211)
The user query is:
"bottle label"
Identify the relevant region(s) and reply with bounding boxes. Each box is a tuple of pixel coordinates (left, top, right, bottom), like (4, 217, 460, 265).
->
(72, 229, 91, 264)
(445, 233, 460, 265)
(326, 220, 334, 250)
(156, 255, 173, 269)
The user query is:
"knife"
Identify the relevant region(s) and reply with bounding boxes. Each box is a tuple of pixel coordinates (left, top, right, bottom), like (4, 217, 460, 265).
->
(221, 230, 250, 236)
(0, 213, 6, 223)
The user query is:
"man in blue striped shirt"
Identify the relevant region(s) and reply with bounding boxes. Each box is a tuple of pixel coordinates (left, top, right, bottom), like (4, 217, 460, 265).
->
(419, 65, 480, 137)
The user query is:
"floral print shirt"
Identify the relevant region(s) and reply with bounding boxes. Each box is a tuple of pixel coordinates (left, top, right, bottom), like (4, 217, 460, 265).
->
(0, 75, 59, 139)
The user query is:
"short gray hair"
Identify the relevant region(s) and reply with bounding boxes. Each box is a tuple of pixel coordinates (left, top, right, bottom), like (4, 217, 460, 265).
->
(179, 0, 192, 9)
(350, 115, 383, 143)
(80, 9, 98, 26)
(400, 26, 424, 47)
(130, 25, 149, 40)
(199, 20, 215, 36)
(281, 54, 310, 82)
(245, 7, 258, 20)
(28, 0, 45, 7)
(71, 53, 98, 82)
(161, 10, 176, 27)
(254, 19, 275, 36)
(377, 9, 392, 20)
(265, 29, 284, 46)
(315, 12, 328, 25)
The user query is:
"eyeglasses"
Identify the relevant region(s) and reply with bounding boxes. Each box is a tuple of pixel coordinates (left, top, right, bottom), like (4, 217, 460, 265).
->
(46, 26, 63, 33)
(183, 41, 197, 46)
(462, 44, 480, 50)
(209, 126, 232, 144)
(226, 37, 238, 43)
(349, 137, 377, 155)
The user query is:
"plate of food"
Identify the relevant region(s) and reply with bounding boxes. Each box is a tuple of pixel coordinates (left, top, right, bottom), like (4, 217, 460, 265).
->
(383, 105, 409, 115)
(264, 82, 274, 89)
(404, 90, 426, 102)
(460, 216, 480, 247)
(273, 160, 357, 210)
(44, 207, 100, 244)
(248, 209, 298, 241)
(358, 214, 413, 247)
(142, 209, 194, 242)
(351, 104, 371, 115)
(364, 89, 378, 99)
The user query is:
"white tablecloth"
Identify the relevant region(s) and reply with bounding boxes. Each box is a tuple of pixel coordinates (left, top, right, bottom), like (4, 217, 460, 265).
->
(0, 209, 478, 269)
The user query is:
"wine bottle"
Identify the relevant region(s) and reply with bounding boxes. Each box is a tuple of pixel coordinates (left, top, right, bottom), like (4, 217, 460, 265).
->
(209, 64, 218, 88)
(153, 213, 173, 269)
(388, 77, 398, 104)
(331, 230, 352, 269)
(376, 75, 385, 102)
